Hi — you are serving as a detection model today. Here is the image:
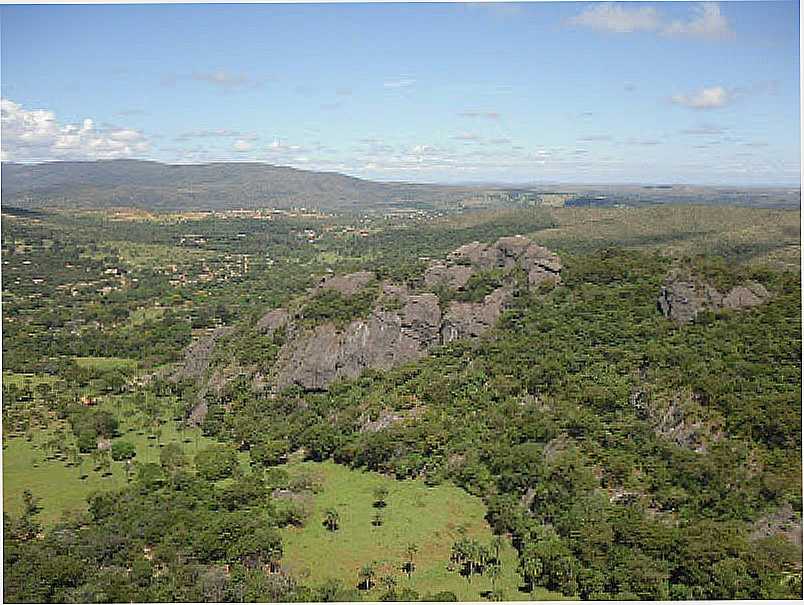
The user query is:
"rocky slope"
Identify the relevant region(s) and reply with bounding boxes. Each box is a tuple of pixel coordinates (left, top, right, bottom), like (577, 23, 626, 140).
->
(174, 235, 562, 395)
(271, 235, 562, 390)
(657, 270, 770, 324)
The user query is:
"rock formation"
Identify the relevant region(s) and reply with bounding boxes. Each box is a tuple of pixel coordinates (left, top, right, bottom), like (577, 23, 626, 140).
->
(271, 235, 561, 390)
(175, 235, 562, 393)
(658, 271, 769, 324)
(274, 292, 442, 391)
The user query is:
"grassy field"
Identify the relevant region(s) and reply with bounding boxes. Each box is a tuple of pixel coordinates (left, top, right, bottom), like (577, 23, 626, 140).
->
(278, 461, 564, 601)
(535, 205, 800, 269)
(73, 356, 139, 371)
(2, 371, 59, 388)
(2, 390, 229, 525)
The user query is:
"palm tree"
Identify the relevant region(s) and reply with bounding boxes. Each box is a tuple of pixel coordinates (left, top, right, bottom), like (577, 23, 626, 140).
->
(380, 574, 396, 594)
(486, 560, 502, 592)
(372, 485, 389, 508)
(491, 535, 504, 563)
(403, 543, 418, 579)
(358, 563, 375, 590)
(324, 508, 340, 531)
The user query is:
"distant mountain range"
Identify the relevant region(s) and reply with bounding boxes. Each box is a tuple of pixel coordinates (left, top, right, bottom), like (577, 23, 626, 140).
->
(1, 160, 799, 212)
(0, 160, 487, 212)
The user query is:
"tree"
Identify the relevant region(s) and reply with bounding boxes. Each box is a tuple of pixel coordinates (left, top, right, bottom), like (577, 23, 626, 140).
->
(372, 485, 389, 508)
(358, 562, 375, 590)
(159, 442, 187, 472)
(403, 543, 418, 579)
(323, 508, 340, 532)
(195, 444, 238, 481)
(22, 490, 40, 517)
(486, 560, 502, 591)
(111, 440, 136, 461)
(371, 511, 384, 527)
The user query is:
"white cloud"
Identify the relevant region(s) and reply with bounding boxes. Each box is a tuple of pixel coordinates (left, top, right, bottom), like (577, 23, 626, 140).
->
(232, 139, 253, 152)
(568, 2, 734, 40)
(568, 3, 660, 33)
(1, 98, 150, 161)
(453, 133, 482, 142)
(175, 129, 257, 142)
(672, 86, 730, 109)
(192, 70, 252, 90)
(383, 78, 415, 89)
(459, 111, 502, 120)
(663, 2, 735, 40)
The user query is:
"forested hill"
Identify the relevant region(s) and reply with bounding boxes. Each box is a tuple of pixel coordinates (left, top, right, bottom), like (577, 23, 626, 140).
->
(1, 160, 485, 212)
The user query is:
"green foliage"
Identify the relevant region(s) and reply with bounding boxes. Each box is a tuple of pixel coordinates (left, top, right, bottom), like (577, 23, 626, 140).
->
(110, 441, 136, 461)
(301, 287, 377, 328)
(195, 444, 238, 481)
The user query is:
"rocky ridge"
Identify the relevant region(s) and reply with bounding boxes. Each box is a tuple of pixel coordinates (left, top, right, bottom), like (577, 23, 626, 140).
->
(262, 234, 562, 390)
(657, 270, 770, 324)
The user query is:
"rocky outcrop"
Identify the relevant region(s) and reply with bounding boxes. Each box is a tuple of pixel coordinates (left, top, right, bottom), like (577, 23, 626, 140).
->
(179, 236, 561, 393)
(275, 292, 442, 390)
(360, 406, 427, 433)
(750, 503, 803, 547)
(448, 235, 562, 286)
(635, 387, 723, 453)
(256, 308, 289, 335)
(316, 270, 375, 296)
(269, 236, 561, 390)
(441, 286, 511, 343)
(171, 326, 234, 382)
(658, 272, 770, 324)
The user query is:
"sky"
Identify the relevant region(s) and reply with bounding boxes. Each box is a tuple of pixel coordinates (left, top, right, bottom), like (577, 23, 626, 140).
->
(0, 1, 800, 185)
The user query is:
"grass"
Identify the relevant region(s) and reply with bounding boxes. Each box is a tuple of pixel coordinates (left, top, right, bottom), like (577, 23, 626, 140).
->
(2, 392, 226, 526)
(73, 356, 139, 371)
(2, 372, 59, 388)
(278, 460, 566, 601)
(535, 206, 801, 269)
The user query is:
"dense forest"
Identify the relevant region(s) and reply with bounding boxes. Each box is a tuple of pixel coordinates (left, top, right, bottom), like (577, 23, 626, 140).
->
(2, 204, 801, 602)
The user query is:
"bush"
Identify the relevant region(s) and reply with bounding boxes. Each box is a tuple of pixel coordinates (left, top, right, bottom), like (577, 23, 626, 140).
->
(110, 441, 136, 461)
(195, 444, 238, 481)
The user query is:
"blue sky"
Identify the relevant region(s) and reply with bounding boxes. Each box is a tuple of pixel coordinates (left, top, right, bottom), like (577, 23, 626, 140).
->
(1, 1, 800, 185)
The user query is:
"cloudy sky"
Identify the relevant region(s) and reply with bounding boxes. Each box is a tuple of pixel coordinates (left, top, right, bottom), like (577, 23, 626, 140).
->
(0, 1, 799, 185)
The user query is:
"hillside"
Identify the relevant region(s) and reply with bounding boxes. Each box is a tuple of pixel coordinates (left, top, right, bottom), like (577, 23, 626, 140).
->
(2, 205, 801, 601)
(0, 160, 486, 212)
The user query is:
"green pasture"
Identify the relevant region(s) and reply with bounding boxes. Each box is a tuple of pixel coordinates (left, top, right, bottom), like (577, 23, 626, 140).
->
(278, 460, 565, 601)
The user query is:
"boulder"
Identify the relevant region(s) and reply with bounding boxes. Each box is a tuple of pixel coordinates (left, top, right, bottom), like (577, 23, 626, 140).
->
(722, 281, 769, 310)
(316, 271, 375, 296)
(423, 263, 475, 290)
(256, 308, 289, 335)
(658, 273, 770, 324)
(441, 286, 511, 344)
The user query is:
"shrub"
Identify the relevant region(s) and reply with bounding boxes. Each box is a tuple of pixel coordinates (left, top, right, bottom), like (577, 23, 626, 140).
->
(110, 440, 136, 461)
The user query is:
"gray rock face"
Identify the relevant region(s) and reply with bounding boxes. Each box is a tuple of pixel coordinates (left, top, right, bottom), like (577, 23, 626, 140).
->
(658, 273, 770, 324)
(171, 326, 234, 382)
(441, 287, 511, 344)
(424, 263, 475, 290)
(750, 503, 803, 547)
(256, 308, 289, 335)
(317, 271, 375, 296)
(271, 236, 561, 390)
(448, 235, 562, 287)
(722, 282, 769, 309)
(184, 235, 561, 392)
(275, 304, 436, 391)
